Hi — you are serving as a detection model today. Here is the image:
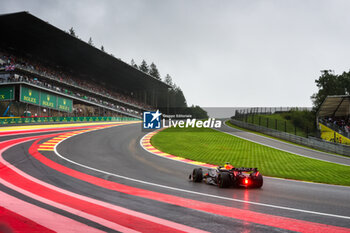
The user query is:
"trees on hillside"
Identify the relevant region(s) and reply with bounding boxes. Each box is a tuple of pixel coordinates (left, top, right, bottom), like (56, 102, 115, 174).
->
(149, 63, 161, 80)
(139, 60, 149, 73)
(130, 59, 138, 69)
(128, 61, 206, 117)
(311, 70, 350, 110)
(133, 60, 161, 81)
(88, 37, 94, 46)
(164, 75, 208, 118)
(186, 105, 209, 119)
(163, 74, 187, 111)
(164, 74, 173, 86)
(138, 60, 161, 81)
(69, 27, 77, 37)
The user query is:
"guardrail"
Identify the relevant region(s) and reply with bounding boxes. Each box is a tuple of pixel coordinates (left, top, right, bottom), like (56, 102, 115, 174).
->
(0, 116, 139, 125)
(230, 119, 350, 157)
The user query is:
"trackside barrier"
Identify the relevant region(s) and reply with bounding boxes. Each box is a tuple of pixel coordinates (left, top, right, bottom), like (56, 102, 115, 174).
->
(230, 119, 350, 157)
(0, 116, 139, 125)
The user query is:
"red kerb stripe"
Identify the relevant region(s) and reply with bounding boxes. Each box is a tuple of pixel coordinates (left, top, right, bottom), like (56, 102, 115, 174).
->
(26, 139, 350, 233)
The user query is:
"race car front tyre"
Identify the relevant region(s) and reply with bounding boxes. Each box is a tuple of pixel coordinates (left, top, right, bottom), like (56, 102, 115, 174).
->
(192, 168, 203, 182)
(218, 172, 231, 188)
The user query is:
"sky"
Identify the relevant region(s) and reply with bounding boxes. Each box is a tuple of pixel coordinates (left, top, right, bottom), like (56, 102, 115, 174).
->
(1, 0, 350, 108)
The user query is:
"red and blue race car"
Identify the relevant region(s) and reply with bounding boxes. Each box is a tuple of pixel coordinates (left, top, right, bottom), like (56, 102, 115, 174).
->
(189, 163, 263, 188)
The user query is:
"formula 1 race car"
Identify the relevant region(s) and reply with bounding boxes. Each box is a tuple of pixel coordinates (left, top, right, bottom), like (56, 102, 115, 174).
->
(189, 163, 263, 188)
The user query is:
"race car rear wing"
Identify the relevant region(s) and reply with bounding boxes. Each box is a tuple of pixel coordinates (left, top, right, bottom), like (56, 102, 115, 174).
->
(217, 167, 259, 172)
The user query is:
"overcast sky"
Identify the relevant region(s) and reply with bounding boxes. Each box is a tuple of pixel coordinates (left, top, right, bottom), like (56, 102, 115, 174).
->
(1, 0, 350, 108)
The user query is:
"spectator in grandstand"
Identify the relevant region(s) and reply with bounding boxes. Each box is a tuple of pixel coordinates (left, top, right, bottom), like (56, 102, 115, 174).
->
(322, 116, 350, 138)
(0, 51, 153, 112)
(5, 73, 142, 116)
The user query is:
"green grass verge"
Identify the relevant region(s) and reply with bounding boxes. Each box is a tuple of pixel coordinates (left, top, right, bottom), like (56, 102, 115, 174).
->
(151, 127, 350, 186)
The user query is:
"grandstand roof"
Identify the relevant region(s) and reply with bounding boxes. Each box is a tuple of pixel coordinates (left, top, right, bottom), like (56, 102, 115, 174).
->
(0, 11, 170, 93)
(317, 95, 350, 117)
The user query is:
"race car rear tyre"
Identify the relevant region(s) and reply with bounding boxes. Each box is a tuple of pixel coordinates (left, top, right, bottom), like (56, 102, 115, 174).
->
(192, 168, 203, 182)
(253, 174, 263, 188)
(218, 172, 230, 188)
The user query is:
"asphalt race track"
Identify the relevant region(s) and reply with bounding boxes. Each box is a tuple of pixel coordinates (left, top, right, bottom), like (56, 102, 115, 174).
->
(0, 122, 350, 232)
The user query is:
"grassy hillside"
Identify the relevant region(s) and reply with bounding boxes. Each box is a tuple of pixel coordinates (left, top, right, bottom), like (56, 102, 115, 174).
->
(237, 110, 316, 137)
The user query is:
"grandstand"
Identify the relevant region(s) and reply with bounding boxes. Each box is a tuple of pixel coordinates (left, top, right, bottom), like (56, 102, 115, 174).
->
(0, 12, 170, 119)
(317, 95, 350, 144)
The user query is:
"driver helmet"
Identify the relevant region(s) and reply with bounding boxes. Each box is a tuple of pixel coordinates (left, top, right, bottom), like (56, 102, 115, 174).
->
(224, 162, 234, 170)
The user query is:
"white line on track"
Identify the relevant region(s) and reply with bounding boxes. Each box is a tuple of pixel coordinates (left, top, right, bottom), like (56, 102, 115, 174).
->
(53, 125, 350, 220)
